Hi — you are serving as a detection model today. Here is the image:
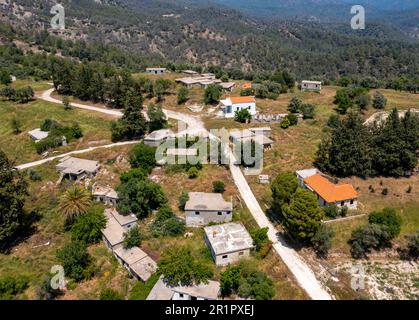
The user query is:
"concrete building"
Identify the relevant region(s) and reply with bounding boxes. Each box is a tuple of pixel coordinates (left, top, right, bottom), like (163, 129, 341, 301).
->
(204, 222, 254, 266)
(184, 192, 233, 227)
(181, 70, 199, 77)
(56, 156, 100, 181)
(144, 129, 174, 147)
(92, 183, 119, 206)
(147, 276, 220, 300)
(230, 129, 274, 150)
(175, 75, 221, 89)
(299, 171, 358, 209)
(28, 128, 49, 142)
(219, 96, 257, 118)
(114, 247, 157, 282)
(146, 68, 167, 75)
(102, 208, 138, 250)
(219, 82, 236, 92)
(301, 80, 322, 92)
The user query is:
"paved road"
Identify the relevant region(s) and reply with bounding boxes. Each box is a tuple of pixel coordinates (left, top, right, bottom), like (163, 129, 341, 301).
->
(35, 88, 332, 300)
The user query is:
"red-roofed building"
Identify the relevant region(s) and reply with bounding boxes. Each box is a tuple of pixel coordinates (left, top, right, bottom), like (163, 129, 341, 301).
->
(302, 173, 358, 209)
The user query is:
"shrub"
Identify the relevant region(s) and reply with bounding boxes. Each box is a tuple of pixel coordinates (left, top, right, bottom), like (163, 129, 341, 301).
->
(56, 241, 92, 282)
(99, 288, 124, 300)
(404, 233, 419, 261)
(340, 206, 348, 217)
(286, 113, 298, 126)
(300, 103, 316, 119)
(150, 206, 185, 237)
(28, 169, 42, 181)
(220, 266, 241, 296)
(280, 117, 290, 129)
(240, 88, 255, 96)
(287, 97, 302, 113)
(178, 192, 189, 210)
(212, 181, 225, 193)
(10, 117, 22, 134)
(177, 87, 189, 105)
(368, 208, 401, 239)
(129, 143, 157, 174)
(0, 276, 29, 300)
(187, 167, 199, 179)
(349, 224, 391, 259)
(311, 225, 335, 258)
(204, 84, 221, 104)
(372, 91, 387, 109)
(327, 114, 341, 128)
(324, 204, 339, 219)
(71, 206, 106, 244)
(63, 96, 72, 110)
(40, 119, 60, 132)
(234, 109, 252, 123)
(381, 188, 388, 196)
(123, 226, 142, 249)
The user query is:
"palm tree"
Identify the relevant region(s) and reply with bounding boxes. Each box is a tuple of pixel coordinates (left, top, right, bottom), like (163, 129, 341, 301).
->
(59, 186, 92, 223)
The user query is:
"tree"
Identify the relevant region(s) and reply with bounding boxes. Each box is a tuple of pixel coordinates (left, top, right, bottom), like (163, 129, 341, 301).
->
(100, 288, 124, 300)
(12, 87, 34, 103)
(280, 117, 290, 129)
(147, 104, 167, 132)
(300, 103, 316, 119)
(323, 204, 339, 219)
(157, 246, 213, 286)
(212, 181, 225, 193)
(311, 225, 335, 258)
(327, 114, 341, 128)
(0, 151, 28, 247)
(234, 109, 252, 123)
(255, 85, 269, 99)
(0, 276, 29, 300)
(150, 206, 185, 237)
(334, 89, 352, 114)
(178, 192, 189, 210)
(356, 93, 370, 110)
(10, 117, 22, 135)
(403, 233, 419, 261)
(154, 78, 172, 102)
(220, 266, 241, 296)
(237, 270, 275, 300)
(123, 226, 142, 249)
(286, 113, 298, 126)
(71, 205, 106, 244)
(177, 86, 189, 105)
(56, 241, 92, 282)
(250, 227, 270, 253)
(368, 208, 401, 239)
(287, 97, 302, 113)
(270, 172, 298, 216)
(0, 70, 11, 85)
(63, 96, 72, 110)
(59, 187, 92, 224)
(282, 189, 324, 241)
(204, 84, 221, 104)
(117, 169, 167, 218)
(129, 143, 157, 174)
(349, 224, 391, 259)
(372, 91, 387, 109)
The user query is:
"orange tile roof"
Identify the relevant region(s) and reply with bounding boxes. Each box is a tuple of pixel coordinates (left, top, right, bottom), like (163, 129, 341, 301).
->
(242, 83, 252, 89)
(230, 96, 256, 104)
(304, 174, 358, 203)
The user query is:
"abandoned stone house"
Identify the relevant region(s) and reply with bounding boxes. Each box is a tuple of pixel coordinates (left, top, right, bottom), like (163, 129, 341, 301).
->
(204, 222, 254, 266)
(184, 192, 233, 227)
(56, 156, 100, 181)
(92, 183, 119, 206)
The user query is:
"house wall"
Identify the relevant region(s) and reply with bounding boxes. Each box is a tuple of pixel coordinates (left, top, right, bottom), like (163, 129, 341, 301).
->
(301, 83, 321, 91)
(223, 102, 257, 118)
(214, 249, 251, 266)
(185, 210, 232, 227)
(315, 195, 358, 209)
(94, 195, 118, 206)
(146, 69, 165, 75)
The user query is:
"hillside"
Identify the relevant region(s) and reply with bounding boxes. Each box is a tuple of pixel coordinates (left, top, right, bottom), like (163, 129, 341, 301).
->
(0, 0, 418, 81)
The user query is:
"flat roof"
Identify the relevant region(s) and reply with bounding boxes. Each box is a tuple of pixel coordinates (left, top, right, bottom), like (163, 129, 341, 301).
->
(114, 246, 148, 265)
(220, 82, 236, 89)
(230, 129, 254, 140)
(145, 129, 174, 141)
(92, 185, 119, 199)
(102, 209, 125, 247)
(204, 222, 254, 255)
(302, 80, 322, 84)
(146, 67, 166, 71)
(296, 168, 320, 179)
(56, 157, 100, 174)
(250, 127, 271, 132)
(185, 192, 232, 212)
(28, 128, 49, 141)
(146, 276, 175, 300)
(130, 256, 157, 282)
(108, 208, 137, 226)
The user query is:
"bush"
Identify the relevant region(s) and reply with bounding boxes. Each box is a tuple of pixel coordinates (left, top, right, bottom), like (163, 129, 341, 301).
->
(404, 233, 419, 261)
(212, 181, 225, 193)
(240, 88, 255, 96)
(368, 208, 401, 239)
(177, 87, 189, 105)
(150, 206, 185, 237)
(220, 266, 241, 296)
(324, 204, 339, 219)
(280, 117, 290, 129)
(63, 96, 72, 110)
(99, 288, 124, 300)
(10, 117, 22, 134)
(372, 91, 387, 109)
(286, 113, 298, 126)
(327, 114, 341, 128)
(381, 188, 388, 196)
(71, 206, 106, 244)
(340, 206, 348, 217)
(234, 109, 252, 123)
(129, 143, 157, 174)
(187, 167, 199, 179)
(123, 226, 142, 249)
(349, 224, 391, 259)
(311, 225, 335, 258)
(56, 241, 92, 282)
(287, 97, 302, 113)
(0, 276, 29, 300)
(40, 119, 60, 132)
(204, 84, 221, 104)
(300, 103, 316, 119)
(178, 192, 189, 210)
(28, 169, 42, 181)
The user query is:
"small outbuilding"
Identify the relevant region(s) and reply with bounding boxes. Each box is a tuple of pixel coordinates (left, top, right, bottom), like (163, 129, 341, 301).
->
(28, 128, 49, 142)
(185, 192, 233, 227)
(204, 222, 254, 266)
(146, 67, 167, 75)
(114, 247, 157, 282)
(144, 129, 174, 147)
(92, 183, 119, 206)
(56, 156, 100, 181)
(301, 80, 322, 92)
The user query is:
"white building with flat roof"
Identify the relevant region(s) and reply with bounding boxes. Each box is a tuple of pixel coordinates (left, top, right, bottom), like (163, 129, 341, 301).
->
(28, 128, 49, 142)
(146, 67, 167, 75)
(56, 157, 100, 181)
(301, 80, 322, 91)
(219, 96, 257, 118)
(204, 222, 254, 266)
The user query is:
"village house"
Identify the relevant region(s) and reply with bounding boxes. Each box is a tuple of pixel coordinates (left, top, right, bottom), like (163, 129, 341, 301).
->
(204, 222, 254, 266)
(175, 75, 221, 89)
(230, 129, 274, 150)
(147, 276, 220, 300)
(219, 96, 257, 118)
(56, 156, 100, 181)
(144, 129, 174, 147)
(102, 208, 138, 250)
(181, 70, 199, 77)
(298, 170, 358, 209)
(113, 246, 157, 282)
(92, 183, 119, 206)
(146, 67, 167, 75)
(28, 128, 49, 142)
(296, 168, 320, 187)
(219, 82, 236, 92)
(184, 192, 233, 227)
(301, 80, 322, 92)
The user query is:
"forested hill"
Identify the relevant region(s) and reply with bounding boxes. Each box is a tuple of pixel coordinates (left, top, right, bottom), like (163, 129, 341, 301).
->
(0, 0, 418, 83)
